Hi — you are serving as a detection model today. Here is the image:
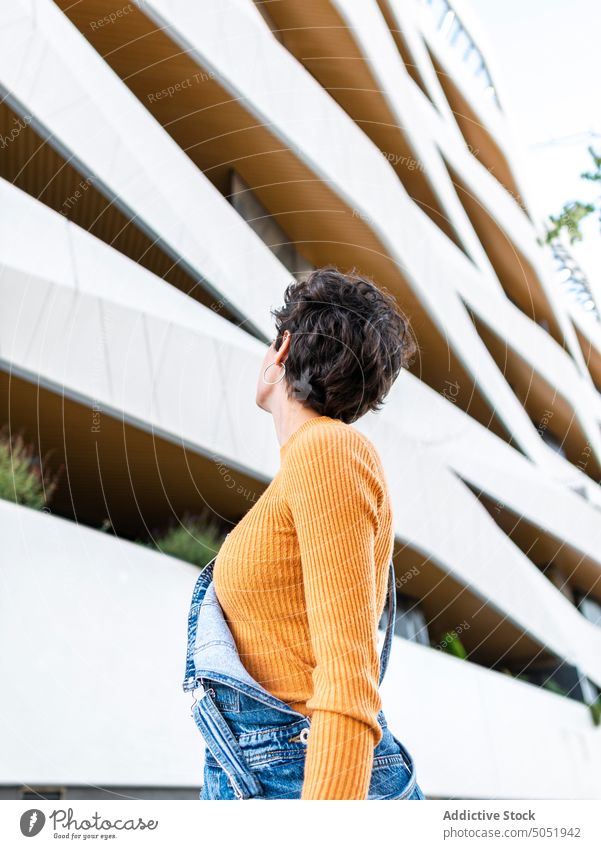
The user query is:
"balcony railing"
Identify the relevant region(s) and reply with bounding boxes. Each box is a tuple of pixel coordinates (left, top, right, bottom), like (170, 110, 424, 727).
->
(422, 0, 501, 109)
(550, 241, 600, 322)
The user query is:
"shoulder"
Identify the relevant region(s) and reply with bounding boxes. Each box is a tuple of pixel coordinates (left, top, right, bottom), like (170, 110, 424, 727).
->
(285, 419, 382, 477)
(282, 420, 388, 515)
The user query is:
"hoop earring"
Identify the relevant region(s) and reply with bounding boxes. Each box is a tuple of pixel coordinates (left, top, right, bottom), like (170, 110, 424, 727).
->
(263, 362, 286, 385)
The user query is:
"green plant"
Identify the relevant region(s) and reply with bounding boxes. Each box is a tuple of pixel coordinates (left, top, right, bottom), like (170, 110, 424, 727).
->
(545, 200, 596, 245)
(512, 671, 569, 697)
(545, 145, 601, 244)
(147, 512, 225, 569)
(589, 696, 601, 727)
(541, 679, 568, 697)
(439, 631, 468, 659)
(0, 427, 59, 510)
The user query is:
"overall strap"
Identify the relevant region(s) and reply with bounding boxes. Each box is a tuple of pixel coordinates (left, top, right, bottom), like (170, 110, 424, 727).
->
(183, 555, 218, 692)
(193, 692, 262, 799)
(378, 558, 396, 687)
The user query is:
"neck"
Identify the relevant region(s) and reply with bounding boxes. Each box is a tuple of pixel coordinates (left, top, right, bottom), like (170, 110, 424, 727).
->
(272, 404, 322, 449)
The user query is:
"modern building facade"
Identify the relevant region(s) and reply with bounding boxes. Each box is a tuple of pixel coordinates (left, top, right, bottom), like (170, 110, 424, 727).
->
(1, 0, 601, 799)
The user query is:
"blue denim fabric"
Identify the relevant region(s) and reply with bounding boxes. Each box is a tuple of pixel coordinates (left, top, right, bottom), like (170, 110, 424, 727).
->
(183, 556, 426, 800)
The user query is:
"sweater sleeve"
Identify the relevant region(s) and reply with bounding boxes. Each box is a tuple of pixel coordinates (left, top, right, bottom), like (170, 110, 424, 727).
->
(283, 426, 384, 800)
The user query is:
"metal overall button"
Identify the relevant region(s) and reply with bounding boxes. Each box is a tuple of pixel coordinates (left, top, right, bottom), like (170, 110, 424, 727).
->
(288, 727, 309, 744)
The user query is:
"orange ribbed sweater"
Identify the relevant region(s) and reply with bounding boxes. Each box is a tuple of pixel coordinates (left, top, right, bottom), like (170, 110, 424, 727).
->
(213, 415, 394, 799)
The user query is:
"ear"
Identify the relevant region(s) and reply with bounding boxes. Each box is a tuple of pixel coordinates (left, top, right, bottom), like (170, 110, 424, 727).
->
(275, 329, 291, 364)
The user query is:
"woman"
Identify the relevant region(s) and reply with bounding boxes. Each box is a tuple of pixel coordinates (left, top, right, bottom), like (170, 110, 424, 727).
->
(183, 267, 424, 800)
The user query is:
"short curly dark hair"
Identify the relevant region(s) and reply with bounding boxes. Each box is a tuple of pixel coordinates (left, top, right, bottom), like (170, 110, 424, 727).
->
(271, 267, 416, 423)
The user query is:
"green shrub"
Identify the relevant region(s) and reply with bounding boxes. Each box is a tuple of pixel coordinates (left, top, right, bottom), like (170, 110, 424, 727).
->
(541, 679, 568, 697)
(0, 428, 59, 510)
(589, 696, 601, 727)
(149, 512, 225, 569)
(440, 630, 468, 659)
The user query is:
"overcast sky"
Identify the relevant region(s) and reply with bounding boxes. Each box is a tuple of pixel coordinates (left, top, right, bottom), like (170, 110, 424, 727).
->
(465, 0, 600, 299)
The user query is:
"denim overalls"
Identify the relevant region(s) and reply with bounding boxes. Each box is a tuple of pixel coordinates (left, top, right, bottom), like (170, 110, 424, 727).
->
(182, 555, 425, 800)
